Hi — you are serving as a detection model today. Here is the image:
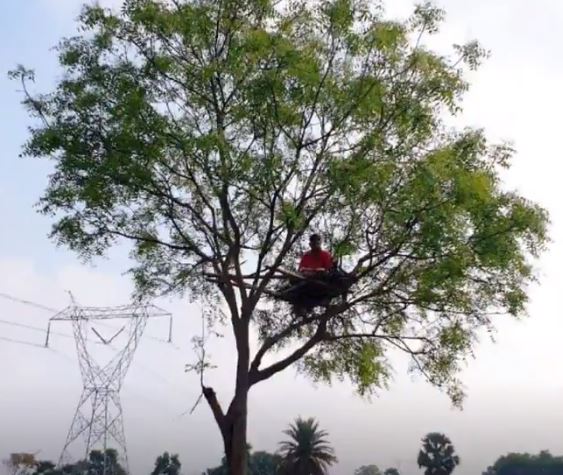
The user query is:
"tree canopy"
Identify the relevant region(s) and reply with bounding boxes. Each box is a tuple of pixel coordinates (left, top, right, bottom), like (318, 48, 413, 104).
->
(482, 450, 563, 475)
(417, 433, 460, 475)
(151, 452, 182, 475)
(204, 445, 281, 475)
(11, 0, 549, 473)
(354, 464, 382, 475)
(4, 453, 40, 475)
(10, 449, 128, 475)
(250, 451, 283, 475)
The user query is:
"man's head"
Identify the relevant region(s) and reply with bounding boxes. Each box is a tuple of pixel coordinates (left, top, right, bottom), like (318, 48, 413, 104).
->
(309, 233, 322, 251)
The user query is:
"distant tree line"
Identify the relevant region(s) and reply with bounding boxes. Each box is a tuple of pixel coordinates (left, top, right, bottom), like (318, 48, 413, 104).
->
(2, 448, 179, 475)
(482, 450, 563, 475)
(4, 420, 563, 475)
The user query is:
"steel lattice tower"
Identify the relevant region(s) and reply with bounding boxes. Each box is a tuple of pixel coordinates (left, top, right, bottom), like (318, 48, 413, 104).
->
(45, 303, 172, 473)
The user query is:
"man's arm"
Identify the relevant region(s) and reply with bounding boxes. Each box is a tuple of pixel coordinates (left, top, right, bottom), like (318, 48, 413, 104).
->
(298, 254, 307, 272)
(322, 251, 334, 270)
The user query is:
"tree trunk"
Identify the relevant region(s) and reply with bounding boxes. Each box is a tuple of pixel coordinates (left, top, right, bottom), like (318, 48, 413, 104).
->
(225, 317, 250, 475)
(205, 316, 250, 475)
(223, 390, 248, 475)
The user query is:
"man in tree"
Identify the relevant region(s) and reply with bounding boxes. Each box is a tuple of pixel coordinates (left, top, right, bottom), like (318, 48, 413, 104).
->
(298, 234, 334, 276)
(11, 0, 549, 474)
(291, 233, 340, 315)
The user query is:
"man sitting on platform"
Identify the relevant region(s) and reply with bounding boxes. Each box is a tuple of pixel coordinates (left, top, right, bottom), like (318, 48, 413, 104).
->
(288, 233, 332, 317)
(298, 234, 334, 276)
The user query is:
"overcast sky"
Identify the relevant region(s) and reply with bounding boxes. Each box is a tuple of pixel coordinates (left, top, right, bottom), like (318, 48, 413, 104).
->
(1, 1, 563, 475)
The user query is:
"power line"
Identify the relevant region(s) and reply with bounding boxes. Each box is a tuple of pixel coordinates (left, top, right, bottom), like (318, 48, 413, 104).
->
(0, 318, 73, 340)
(53, 339, 189, 417)
(48, 347, 79, 364)
(112, 352, 189, 399)
(0, 294, 187, 422)
(0, 335, 45, 348)
(0, 292, 187, 397)
(0, 318, 124, 347)
(0, 340, 189, 434)
(0, 291, 177, 347)
(0, 292, 58, 313)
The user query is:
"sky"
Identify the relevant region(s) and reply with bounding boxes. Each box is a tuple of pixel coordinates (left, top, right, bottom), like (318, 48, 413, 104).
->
(1, 1, 563, 474)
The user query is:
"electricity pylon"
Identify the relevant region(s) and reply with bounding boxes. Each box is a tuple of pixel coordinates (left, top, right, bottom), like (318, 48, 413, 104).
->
(46, 302, 172, 473)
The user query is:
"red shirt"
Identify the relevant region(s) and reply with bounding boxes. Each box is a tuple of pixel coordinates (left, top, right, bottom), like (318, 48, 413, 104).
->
(299, 250, 333, 272)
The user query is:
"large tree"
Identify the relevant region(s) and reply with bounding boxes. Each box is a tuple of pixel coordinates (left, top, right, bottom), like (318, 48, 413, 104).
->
(417, 433, 460, 475)
(11, 0, 548, 474)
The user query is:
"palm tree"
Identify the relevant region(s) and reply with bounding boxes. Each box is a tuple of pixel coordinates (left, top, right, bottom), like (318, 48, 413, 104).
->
(417, 433, 460, 475)
(278, 417, 337, 475)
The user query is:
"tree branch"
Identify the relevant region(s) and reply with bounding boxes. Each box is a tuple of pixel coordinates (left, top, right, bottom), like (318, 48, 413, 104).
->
(249, 313, 332, 385)
(203, 386, 227, 435)
(249, 314, 323, 375)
